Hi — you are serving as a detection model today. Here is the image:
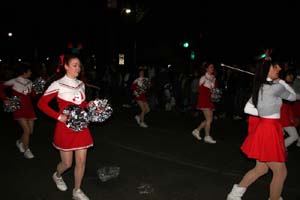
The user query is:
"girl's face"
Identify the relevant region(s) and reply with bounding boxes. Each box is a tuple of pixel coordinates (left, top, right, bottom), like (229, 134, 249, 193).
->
(139, 70, 144, 77)
(285, 74, 294, 83)
(268, 64, 282, 80)
(206, 64, 214, 75)
(65, 58, 81, 79)
(23, 69, 32, 78)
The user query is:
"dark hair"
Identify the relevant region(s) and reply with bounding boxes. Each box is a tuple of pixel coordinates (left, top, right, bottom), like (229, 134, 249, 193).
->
(16, 63, 31, 76)
(63, 54, 80, 66)
(251, 60, 281, 107)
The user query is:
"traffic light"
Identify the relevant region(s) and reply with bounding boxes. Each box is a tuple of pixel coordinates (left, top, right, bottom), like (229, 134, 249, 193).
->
(190, 50, 195, 60)
(260, 53, 266, 59)
(182, 42, 189, 48)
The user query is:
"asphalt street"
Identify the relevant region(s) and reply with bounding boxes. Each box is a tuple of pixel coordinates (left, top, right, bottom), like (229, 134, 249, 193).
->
(2, 104, 300, 200)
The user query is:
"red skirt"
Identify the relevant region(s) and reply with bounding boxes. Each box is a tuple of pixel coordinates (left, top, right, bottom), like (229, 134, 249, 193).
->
(241, 118, 286, 162)
(12, 91, 36, 120)
(135, 93, 147, 102)
(292, 100, 300, 126)
(248, 116, 260, 135)
(280, 102, 296, 127)
(53, 122, 93, 151)
(196, 85, 214, 110)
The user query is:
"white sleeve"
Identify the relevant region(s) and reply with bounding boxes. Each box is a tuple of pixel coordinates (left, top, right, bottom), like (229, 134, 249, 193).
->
(244, 101, 258, 116)
(278, 79, 296, 95)
(3, 78, 16, 86)
(43, 81, 59, 96)
(199, 76, 206, 86)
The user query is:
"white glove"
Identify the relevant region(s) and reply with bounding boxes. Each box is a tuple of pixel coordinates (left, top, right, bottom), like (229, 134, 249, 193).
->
(244, 101, 258, 116)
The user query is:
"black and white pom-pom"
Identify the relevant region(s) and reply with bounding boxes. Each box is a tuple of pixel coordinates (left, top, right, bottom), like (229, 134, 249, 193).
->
(211, 88, 222, 102)
(134, 78, 150, 96)
(87, 98, 113, 123)
(97, 166, 120, 182)
(32, 77, 46, 94)
(138, 78, 150, 93)
(3, 96, 21, 112)
(62, 105, 89, 132)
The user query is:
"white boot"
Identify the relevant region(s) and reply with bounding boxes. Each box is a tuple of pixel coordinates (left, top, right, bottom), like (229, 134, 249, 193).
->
(227, 184, 246, 200)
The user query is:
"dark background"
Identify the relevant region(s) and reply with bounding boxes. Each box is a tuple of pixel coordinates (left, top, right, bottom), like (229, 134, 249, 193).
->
(1, 0, 299, 66)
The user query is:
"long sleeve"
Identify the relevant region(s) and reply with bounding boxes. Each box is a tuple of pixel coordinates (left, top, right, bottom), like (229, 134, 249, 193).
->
(0, 78, 15, 100)
(0, 83, 8, 100)
(37, 92, 60, 120)
(131, 80, 137, 91)
(274, 81, 296, 102)
(244, 99, 258, 116)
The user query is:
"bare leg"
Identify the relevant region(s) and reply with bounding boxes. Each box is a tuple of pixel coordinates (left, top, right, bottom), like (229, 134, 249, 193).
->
(137, 101, 145, 122)
(202, 109, 213, 136)
(17, 119, 32, 150)
(283, 127, 299, 147)
(57, 151, 73, 177)
(137, 101, 150, 123)
(239, 160, 269, 188)
(74, 149, 87, 190)
(267, 162, 287, 200)
(196, 120, 206, 131)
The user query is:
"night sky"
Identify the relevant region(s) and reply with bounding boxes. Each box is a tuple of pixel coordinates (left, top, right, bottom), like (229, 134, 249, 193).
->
(1, 0, 299, 64)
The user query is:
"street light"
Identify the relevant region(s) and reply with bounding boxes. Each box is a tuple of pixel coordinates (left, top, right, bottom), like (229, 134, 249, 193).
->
(125, 8, 131, 14)
(8, 32, 13, 37)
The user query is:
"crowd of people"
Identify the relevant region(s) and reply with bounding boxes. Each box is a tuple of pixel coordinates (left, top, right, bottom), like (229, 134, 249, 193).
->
(1, 53, 300, 199)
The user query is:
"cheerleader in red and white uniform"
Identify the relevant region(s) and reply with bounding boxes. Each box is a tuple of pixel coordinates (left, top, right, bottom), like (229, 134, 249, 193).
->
(38, 54, 92, 200)
(131, 69, 150, 128)
(0, 64, 36, 159)
(292, 73, 300, 147)
(192, 62, 217, 144)
(227, 60, 296, 200)
(280, 70, 298, 148)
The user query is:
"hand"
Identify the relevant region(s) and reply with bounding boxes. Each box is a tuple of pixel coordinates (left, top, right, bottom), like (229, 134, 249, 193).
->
(57, 114, 68, 123)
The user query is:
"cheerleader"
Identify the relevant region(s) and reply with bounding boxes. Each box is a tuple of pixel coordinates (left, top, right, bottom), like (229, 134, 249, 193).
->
(192, 62, 217, 144)
(227, 60, 296, 200)
(131, 68, 150, 128)
(280, 70, 298, 148)
(292, 72, 300, 147)
(37, 54, 92, 200)
(0, 63, 36, 159)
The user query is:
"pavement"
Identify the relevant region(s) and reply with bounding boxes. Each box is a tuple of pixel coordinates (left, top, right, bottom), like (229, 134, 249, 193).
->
(2, 103, 300, 200)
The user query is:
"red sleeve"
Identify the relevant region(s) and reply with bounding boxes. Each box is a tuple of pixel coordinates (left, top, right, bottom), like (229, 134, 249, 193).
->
(131, 82, 137, 91)
(30, 90, 39, 99)
(0, 84, 8, 100)
(37, 92, 60, 120)
(81, 101, 88, 109)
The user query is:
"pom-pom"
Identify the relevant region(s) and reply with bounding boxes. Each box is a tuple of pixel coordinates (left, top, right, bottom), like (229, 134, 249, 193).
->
(97, 166, 120, 182)
(62, 105, 89, 132)
(87, 98, 113, 123)
(3, 96, 21, 112)
(32, 77, 46, 94)
(211, 88, 222, 102)
(134, 78, 150, 96)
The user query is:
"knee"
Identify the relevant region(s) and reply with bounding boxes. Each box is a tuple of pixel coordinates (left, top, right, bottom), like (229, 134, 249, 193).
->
(282, 167, 288, 179)
(76, 158, 86, 168)
(255, 166, 269, 176)
(206, 119, 213, 125)
(23, 128, 31, 135)
(62, 160, 73, 169)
